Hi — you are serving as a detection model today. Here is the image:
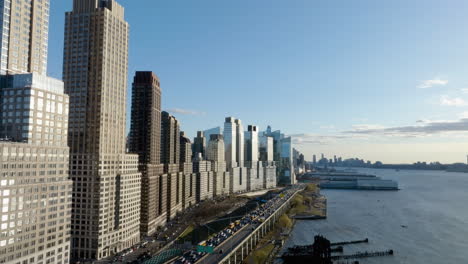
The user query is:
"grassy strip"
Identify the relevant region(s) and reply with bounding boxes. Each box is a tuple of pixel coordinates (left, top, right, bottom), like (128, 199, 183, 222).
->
(251, 244, 275, 264)
(288, 183, 326, 217)
(245, 194, 301, 264)
(247, 186, 325, 263)
(177, 225, 194, 241)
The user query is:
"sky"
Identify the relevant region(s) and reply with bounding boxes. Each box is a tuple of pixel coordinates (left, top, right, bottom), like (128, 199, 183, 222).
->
(48, 0, 468, 164)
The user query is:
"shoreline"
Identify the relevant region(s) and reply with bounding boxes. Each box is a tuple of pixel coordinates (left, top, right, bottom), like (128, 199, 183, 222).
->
(245, 183, 328, 264)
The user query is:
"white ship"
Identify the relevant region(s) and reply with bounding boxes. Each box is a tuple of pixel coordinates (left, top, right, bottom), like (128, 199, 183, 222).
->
(319, 179, 399, 190)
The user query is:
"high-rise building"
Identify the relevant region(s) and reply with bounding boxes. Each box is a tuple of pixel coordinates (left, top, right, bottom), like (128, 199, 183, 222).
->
(192, 131, 206, 160)
(223, 117, 237, 168)
(161, 111, 180, 170)
(63, 0, 141, 260)
(293, 148, 305, 175)
(206, 134, 225, 162)
(259, 135, 274, 162)
(180, 132, 192, 165)
(313, 155, 317, 165)
(224, 117, 247, 193)
(263, 126, 295, 185)
(161, 111, 181, 219)
(179, 132, 195, 209)
(128, 71, 164, 236)
(235, 119, 244, 167)
(0, 73, 72, 264)
(281, 137, 295, 184)
(204, 126, 223, 142)
(245, 125, 262, 191)
(258, 134, 276, 189)
(206, 134, 229, 196)
(245, 125, 259, 162)
(129, 72, 161, 166)
(0, 0, 49, 75)
(193, 153, 213, 202)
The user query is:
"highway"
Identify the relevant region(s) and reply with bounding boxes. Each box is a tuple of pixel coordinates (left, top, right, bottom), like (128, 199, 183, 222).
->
(173, 185, 302, 264)
(198, 223, 257, 264)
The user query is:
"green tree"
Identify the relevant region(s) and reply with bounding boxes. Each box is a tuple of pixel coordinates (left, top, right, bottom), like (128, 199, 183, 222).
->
(277, 214, 292, 229)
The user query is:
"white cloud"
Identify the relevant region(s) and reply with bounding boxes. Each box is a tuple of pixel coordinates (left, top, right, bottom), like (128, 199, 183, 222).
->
(167, 108, 206, 115)
(440, 96, 467, 106)
(289, 133, 349, 145)
(344, 118, 468, 137)
(417, 78, 448, 89)
(319, 125, 335, 129)
(351, 124, 386, 131)
(460, 88, 468, 94)
(458, 112, 468, 119)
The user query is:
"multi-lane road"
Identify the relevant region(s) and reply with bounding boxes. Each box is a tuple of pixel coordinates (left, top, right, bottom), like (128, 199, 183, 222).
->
(173, 185, 302, 264)
(198, 223, 258, 264)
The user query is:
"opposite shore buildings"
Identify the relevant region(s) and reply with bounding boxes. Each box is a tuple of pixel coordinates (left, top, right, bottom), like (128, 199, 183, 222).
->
(0, 0, 303, 263)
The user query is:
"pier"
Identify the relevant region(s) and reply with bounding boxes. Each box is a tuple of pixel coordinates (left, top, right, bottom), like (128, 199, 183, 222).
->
(331, 238, 369, 246)
(331, 250, 394, 260)
(282, 236, 394, 263)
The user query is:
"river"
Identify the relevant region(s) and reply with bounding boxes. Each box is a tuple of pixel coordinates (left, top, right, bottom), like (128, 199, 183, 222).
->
(284, 168, 468, 263)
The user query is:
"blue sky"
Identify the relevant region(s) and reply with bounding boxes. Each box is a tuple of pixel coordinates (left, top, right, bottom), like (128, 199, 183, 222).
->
(48, 0, 468, 163)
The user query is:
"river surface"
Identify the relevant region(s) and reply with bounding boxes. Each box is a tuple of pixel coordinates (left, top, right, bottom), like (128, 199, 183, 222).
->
(284, 168, 468, 263)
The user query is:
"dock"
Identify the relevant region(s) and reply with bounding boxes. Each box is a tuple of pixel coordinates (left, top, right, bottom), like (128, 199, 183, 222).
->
(331, 250, 394, 260)
(281, 236, 394, 264)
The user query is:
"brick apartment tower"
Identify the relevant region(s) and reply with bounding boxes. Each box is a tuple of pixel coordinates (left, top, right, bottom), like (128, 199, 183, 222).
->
(63, 0, 141, 260)
(128, 72, 165, 236)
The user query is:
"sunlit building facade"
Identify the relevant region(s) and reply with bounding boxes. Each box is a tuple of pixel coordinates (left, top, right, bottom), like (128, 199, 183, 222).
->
(263, 126, 295, 185)
(0, 74, 72, 264)
(207, 134, 229, 196)
(0, 0, 49, 75)
(63, 0, 141, 260)
(161, 111, 182, 220)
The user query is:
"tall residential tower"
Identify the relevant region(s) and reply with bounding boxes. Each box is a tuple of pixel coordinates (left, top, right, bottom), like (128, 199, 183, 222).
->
(161, 111, 182, 219)
(223, 117, 237, 168)
(128, 71, 164, 236)
(63, 0, 141, 260)
(0, 0, 49, 74)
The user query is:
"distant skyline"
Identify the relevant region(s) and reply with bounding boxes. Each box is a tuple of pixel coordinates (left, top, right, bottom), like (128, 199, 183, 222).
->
(48, 0, 468, 164)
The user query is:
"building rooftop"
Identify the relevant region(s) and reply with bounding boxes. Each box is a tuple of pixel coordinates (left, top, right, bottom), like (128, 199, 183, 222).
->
(0, 73, 64, 94)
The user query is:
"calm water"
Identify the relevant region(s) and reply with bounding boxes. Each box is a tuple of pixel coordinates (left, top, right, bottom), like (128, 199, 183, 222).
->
(284, 169, 468, 263)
